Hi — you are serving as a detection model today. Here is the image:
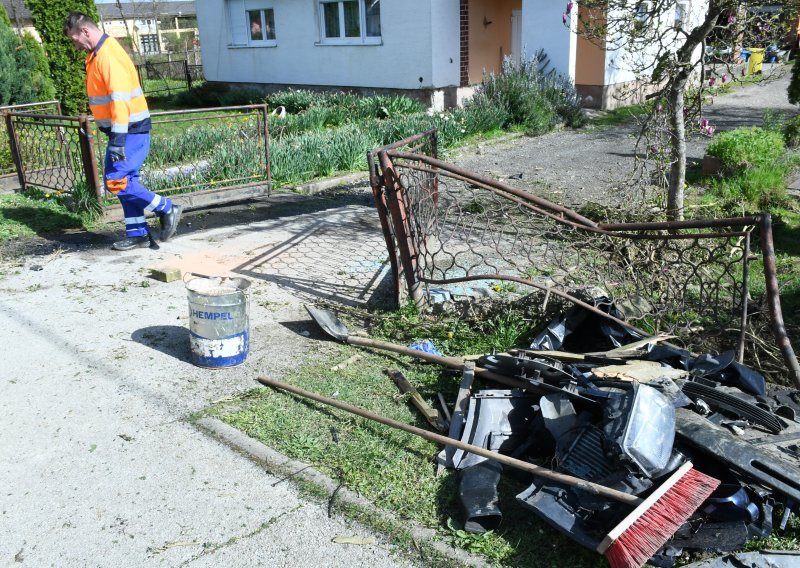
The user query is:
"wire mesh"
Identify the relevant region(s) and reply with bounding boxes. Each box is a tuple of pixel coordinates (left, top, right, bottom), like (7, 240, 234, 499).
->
(1, 101, 61, 177)
(135, 60, 192, 95)
(5, 113, 89, 194)
(372, 136, 765, 358)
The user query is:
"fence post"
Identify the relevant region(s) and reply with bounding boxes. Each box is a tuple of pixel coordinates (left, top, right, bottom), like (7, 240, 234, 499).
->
(183, 59, 192, 91)
(78, 115, 103, 200)
(261, 104, 270, 190)
(4, 112, 26, 191)
(380, 151, 424, 306)
(761, 214, 800, 388)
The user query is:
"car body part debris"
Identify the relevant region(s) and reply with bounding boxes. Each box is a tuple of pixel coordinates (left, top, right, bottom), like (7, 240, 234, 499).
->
(702, 484, 760, 523)
(453, 389, 539, 470)
(603, 383, 676, 478)
(675, 408, 800, 503)
(258, 375, 722, 568)
(385, 368, 447, 432)
(667, 521, 749, 553)
(681, 550, 800, 568)
(458, 460, 503, 533)
(439, 362, 476, 470)
(516, 479, 607, 550)
(256, 375, 646, 505)
(680, 381, 785, 434)
(690, 351, 766, 396)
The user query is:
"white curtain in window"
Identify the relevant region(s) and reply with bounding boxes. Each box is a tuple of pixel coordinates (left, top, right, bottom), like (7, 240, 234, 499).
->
(365, 0, 380, 37)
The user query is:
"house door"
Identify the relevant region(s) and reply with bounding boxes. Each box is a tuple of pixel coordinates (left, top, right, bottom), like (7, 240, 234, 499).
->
(511, 9, 522, 66)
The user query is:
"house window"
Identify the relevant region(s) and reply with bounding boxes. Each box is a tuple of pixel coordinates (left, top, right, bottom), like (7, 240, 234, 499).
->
(248, 9, 276, 42)
(226, 0, 277, 47)
(140, 34, 160, 53)
(319, 0, 381, 44)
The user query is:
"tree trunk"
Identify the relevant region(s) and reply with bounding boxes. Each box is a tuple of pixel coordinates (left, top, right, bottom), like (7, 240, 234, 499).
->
(666, 82, 687, 221)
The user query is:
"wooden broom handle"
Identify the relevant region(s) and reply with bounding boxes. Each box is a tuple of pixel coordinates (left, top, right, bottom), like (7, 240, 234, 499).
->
(257, 376, 642, 506)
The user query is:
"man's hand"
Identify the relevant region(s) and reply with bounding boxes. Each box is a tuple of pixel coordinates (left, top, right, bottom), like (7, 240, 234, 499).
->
(108, 144, 126, 163)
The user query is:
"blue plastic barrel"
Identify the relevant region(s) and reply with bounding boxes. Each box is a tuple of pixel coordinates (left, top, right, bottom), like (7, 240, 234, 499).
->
(186, 276, 250, 367)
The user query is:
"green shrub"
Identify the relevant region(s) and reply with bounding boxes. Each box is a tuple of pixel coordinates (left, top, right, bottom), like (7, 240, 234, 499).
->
(20, 32, 56, 102)
(0, 7, 50, 106)
(706, 127, 785, 173)
(783, 115, 800, 148)
(265, 89, 325, 113)
(26, 0, 100, 115)
(469, 52, 586, 134)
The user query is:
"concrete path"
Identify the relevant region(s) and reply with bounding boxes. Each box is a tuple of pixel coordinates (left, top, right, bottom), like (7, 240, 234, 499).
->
(0, 195, 419, 567)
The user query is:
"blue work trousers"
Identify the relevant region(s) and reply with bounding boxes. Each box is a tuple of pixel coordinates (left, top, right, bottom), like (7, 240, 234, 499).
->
(104, 132, 172, 238)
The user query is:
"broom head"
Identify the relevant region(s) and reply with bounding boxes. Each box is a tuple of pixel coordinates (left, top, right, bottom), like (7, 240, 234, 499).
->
(598, 462, 721, 568)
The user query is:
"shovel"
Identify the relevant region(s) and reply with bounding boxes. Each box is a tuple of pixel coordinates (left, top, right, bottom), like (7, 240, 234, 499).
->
(305, 305, 542, 394)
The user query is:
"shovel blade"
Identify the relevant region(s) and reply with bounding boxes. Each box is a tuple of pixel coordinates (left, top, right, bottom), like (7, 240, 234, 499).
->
(305, 305, 350, 343)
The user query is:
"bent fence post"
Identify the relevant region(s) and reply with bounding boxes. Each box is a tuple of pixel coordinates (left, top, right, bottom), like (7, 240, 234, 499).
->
(761, 214, 800, 388)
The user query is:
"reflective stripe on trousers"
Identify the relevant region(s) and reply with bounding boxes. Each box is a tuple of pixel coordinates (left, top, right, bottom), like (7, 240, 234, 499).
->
(104, 132, 172, 238)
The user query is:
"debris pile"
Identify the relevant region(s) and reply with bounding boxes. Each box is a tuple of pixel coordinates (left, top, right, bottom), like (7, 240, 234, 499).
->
(281, 304, 800, 568)
(441, 302, 800, 567)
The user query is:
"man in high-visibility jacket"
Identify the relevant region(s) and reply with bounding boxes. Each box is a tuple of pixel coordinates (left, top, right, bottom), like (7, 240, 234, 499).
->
(64, 12, 182, 251)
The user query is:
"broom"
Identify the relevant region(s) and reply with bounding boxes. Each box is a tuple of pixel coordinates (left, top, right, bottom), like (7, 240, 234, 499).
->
(257, 376, 720, 568)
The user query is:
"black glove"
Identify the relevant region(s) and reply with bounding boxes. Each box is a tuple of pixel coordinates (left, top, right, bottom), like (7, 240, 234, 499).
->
(108, 144, 126, 163)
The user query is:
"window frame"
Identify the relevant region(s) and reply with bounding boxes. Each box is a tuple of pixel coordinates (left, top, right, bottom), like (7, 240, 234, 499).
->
(246, 7, 277, 46)
(318, 0, 381, 46)
(226, 0, 278, 48)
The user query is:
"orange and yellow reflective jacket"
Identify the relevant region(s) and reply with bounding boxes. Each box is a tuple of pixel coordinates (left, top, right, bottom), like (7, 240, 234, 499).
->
(85, 34, 151, 147)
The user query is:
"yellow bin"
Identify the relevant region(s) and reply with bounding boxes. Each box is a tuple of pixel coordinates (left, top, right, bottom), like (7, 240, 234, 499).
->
(747, 48, 765, 75)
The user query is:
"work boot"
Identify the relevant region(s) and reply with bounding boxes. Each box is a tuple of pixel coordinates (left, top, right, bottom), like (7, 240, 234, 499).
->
(111, 235, 150, 251)
(160, 204, 183, 242)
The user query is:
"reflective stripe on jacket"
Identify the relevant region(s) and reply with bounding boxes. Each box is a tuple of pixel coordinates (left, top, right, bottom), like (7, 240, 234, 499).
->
(86, 35, 151, 147)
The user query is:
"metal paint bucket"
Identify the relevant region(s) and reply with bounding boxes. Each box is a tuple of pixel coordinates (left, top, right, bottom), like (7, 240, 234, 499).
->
(186, 276, 250, 367)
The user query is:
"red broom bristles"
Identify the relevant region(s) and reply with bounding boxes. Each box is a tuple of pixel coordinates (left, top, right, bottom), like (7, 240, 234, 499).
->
(601, 464, 721, 568)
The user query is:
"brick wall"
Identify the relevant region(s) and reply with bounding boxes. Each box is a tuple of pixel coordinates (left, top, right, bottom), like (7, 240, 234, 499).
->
(460, 0, 469, 86)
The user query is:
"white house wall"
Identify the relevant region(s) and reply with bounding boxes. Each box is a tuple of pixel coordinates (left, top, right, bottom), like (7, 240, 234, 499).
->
(520, 0, 576, 80)
(196, 0, 460, 89)
(430, 0, 460, 86)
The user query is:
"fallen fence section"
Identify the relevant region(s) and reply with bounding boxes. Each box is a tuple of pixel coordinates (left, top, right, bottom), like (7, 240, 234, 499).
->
(368, 130, 800, 388)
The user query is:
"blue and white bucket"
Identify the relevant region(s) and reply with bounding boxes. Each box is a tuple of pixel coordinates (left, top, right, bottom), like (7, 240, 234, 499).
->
(186, 276, 250, 368)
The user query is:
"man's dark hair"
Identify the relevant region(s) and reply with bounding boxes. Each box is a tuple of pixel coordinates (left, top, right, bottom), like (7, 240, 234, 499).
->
(63, 12, 97, 35)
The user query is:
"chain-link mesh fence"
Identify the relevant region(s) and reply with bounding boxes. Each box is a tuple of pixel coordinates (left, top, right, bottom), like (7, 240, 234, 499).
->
(135, 60, 194, 96)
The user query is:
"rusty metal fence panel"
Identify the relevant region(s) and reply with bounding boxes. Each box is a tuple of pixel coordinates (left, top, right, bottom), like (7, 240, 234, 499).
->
(0, 101, 61, 177)
(4, 104, 269, 216)
(369, 131, 800, 387)
(2, 112, 99, 199)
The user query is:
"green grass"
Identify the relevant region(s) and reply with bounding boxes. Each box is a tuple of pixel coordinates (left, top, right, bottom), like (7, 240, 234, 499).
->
(0, 192, 85, 241)
(586, 101, 651, 129)
(206, 343, 603, 567)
